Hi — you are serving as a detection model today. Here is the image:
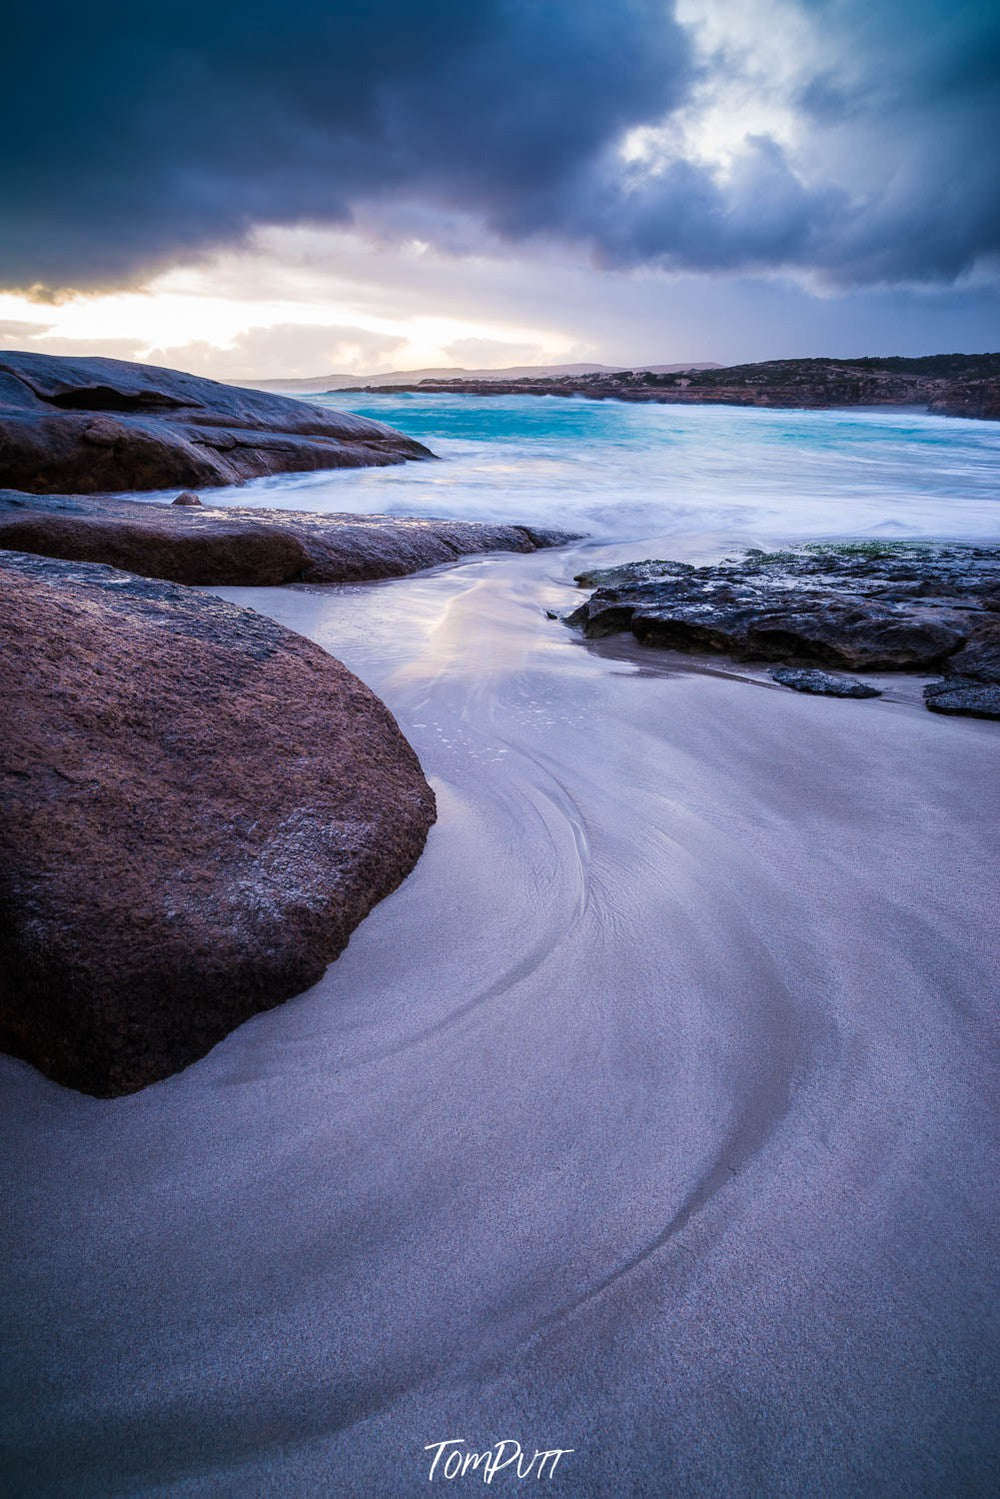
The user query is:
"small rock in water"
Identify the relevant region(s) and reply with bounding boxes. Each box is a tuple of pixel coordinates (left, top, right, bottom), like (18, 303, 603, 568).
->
(770, 667, 881, 699)
(172, 490, 202, 505)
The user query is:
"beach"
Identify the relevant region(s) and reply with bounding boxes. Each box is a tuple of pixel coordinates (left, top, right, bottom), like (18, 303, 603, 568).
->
(6, 0, 1000, 1489)
(2, 532, 998, 1494)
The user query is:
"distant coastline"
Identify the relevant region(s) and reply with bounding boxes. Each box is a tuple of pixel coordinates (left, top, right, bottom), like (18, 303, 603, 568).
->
(323, 354, 1000, 422)
(242, 361, 721, 394)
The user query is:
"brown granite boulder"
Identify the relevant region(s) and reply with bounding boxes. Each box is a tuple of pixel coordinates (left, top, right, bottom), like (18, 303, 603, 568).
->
(0, 489, 575, 586)
(0, 351, 432, 493)
(0, 551, 437, 1096)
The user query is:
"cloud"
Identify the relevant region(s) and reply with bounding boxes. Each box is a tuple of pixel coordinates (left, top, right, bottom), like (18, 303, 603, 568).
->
(442, 336, 549, 369)
(0, 325, 146, 360)
(0, 0, 690, 286)
(2, 1, 998, 293)
(148, 322, 407, 380)
(0, 319, 53, 342)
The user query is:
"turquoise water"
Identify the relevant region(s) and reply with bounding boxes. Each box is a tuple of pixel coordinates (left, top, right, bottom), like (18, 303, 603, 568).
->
(180, 393, 1000, 543)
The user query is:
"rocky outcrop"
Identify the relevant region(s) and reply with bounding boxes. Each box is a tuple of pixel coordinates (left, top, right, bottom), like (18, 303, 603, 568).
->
(565, 543, 1000, 719)
(0, 489, 575, 586)
(928, 381, 1000, 422)
(0, 351, 433, 493)
(0, 551, 437, 1096)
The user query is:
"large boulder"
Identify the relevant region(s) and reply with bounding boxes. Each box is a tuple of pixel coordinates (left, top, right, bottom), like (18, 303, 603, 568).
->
(0, 351, 432, 492)
(0, 551, 437, 1096)
(0, 489, 575, 586)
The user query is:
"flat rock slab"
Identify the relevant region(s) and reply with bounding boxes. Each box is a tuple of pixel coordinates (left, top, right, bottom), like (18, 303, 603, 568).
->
(924, 680, 1000, 719)
(0, 351, 432, 493)
(0, 489, 576, 586)
(566, 543, 1000, 719)
(770, 667, 881, 698)
(0, 551, 437, 1096)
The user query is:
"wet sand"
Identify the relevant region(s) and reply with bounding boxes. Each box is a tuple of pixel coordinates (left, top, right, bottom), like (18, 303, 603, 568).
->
(2, 540, 998, 1495)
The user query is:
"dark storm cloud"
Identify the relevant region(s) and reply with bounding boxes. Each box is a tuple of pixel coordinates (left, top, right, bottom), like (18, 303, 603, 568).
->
(1, 0, 998, 290)
(785, 0, 1000, 284)
(0, 0, 692, 284)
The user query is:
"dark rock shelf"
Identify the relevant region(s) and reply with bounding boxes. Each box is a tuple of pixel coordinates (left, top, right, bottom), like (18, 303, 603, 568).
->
(565, 543, 1000, 719)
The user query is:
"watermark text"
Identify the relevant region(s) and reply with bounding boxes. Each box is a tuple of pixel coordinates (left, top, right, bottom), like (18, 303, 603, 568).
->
(424, 1439, 574, 1483)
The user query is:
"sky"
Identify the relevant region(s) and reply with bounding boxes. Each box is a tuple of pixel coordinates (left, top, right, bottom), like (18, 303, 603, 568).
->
(2, 0, 999, 379)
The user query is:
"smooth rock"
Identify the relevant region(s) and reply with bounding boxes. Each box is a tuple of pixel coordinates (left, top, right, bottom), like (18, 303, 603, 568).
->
(0, 551, 437, 1096)
(0, 489, 577, 586)
(0, 351, 433, 492)
(172, 491, 202, 506)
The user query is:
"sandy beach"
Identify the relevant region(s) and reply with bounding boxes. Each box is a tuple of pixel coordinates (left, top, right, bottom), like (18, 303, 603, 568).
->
(5, 0, 1000, 1489)
(2, 538, 998, 1495)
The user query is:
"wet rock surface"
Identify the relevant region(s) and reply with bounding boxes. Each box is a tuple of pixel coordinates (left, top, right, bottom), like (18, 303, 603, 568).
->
(0, 551, 438, 1096)
(924, 680, 1000, 719)
(770, 667, 882, 699)
(0, 489, 576, 586)
(0, 351, 433, 493)
(566, 543, 1000, 718)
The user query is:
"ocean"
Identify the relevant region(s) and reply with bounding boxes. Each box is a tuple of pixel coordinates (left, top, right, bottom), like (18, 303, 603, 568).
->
(171, 391, 1000, 543)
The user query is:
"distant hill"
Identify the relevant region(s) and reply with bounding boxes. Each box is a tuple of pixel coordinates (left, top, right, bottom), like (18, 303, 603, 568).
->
(244, 361, 721, 394)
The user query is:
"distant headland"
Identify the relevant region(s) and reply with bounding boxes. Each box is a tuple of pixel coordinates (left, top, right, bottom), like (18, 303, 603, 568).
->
(254, 353, 1000, 422)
